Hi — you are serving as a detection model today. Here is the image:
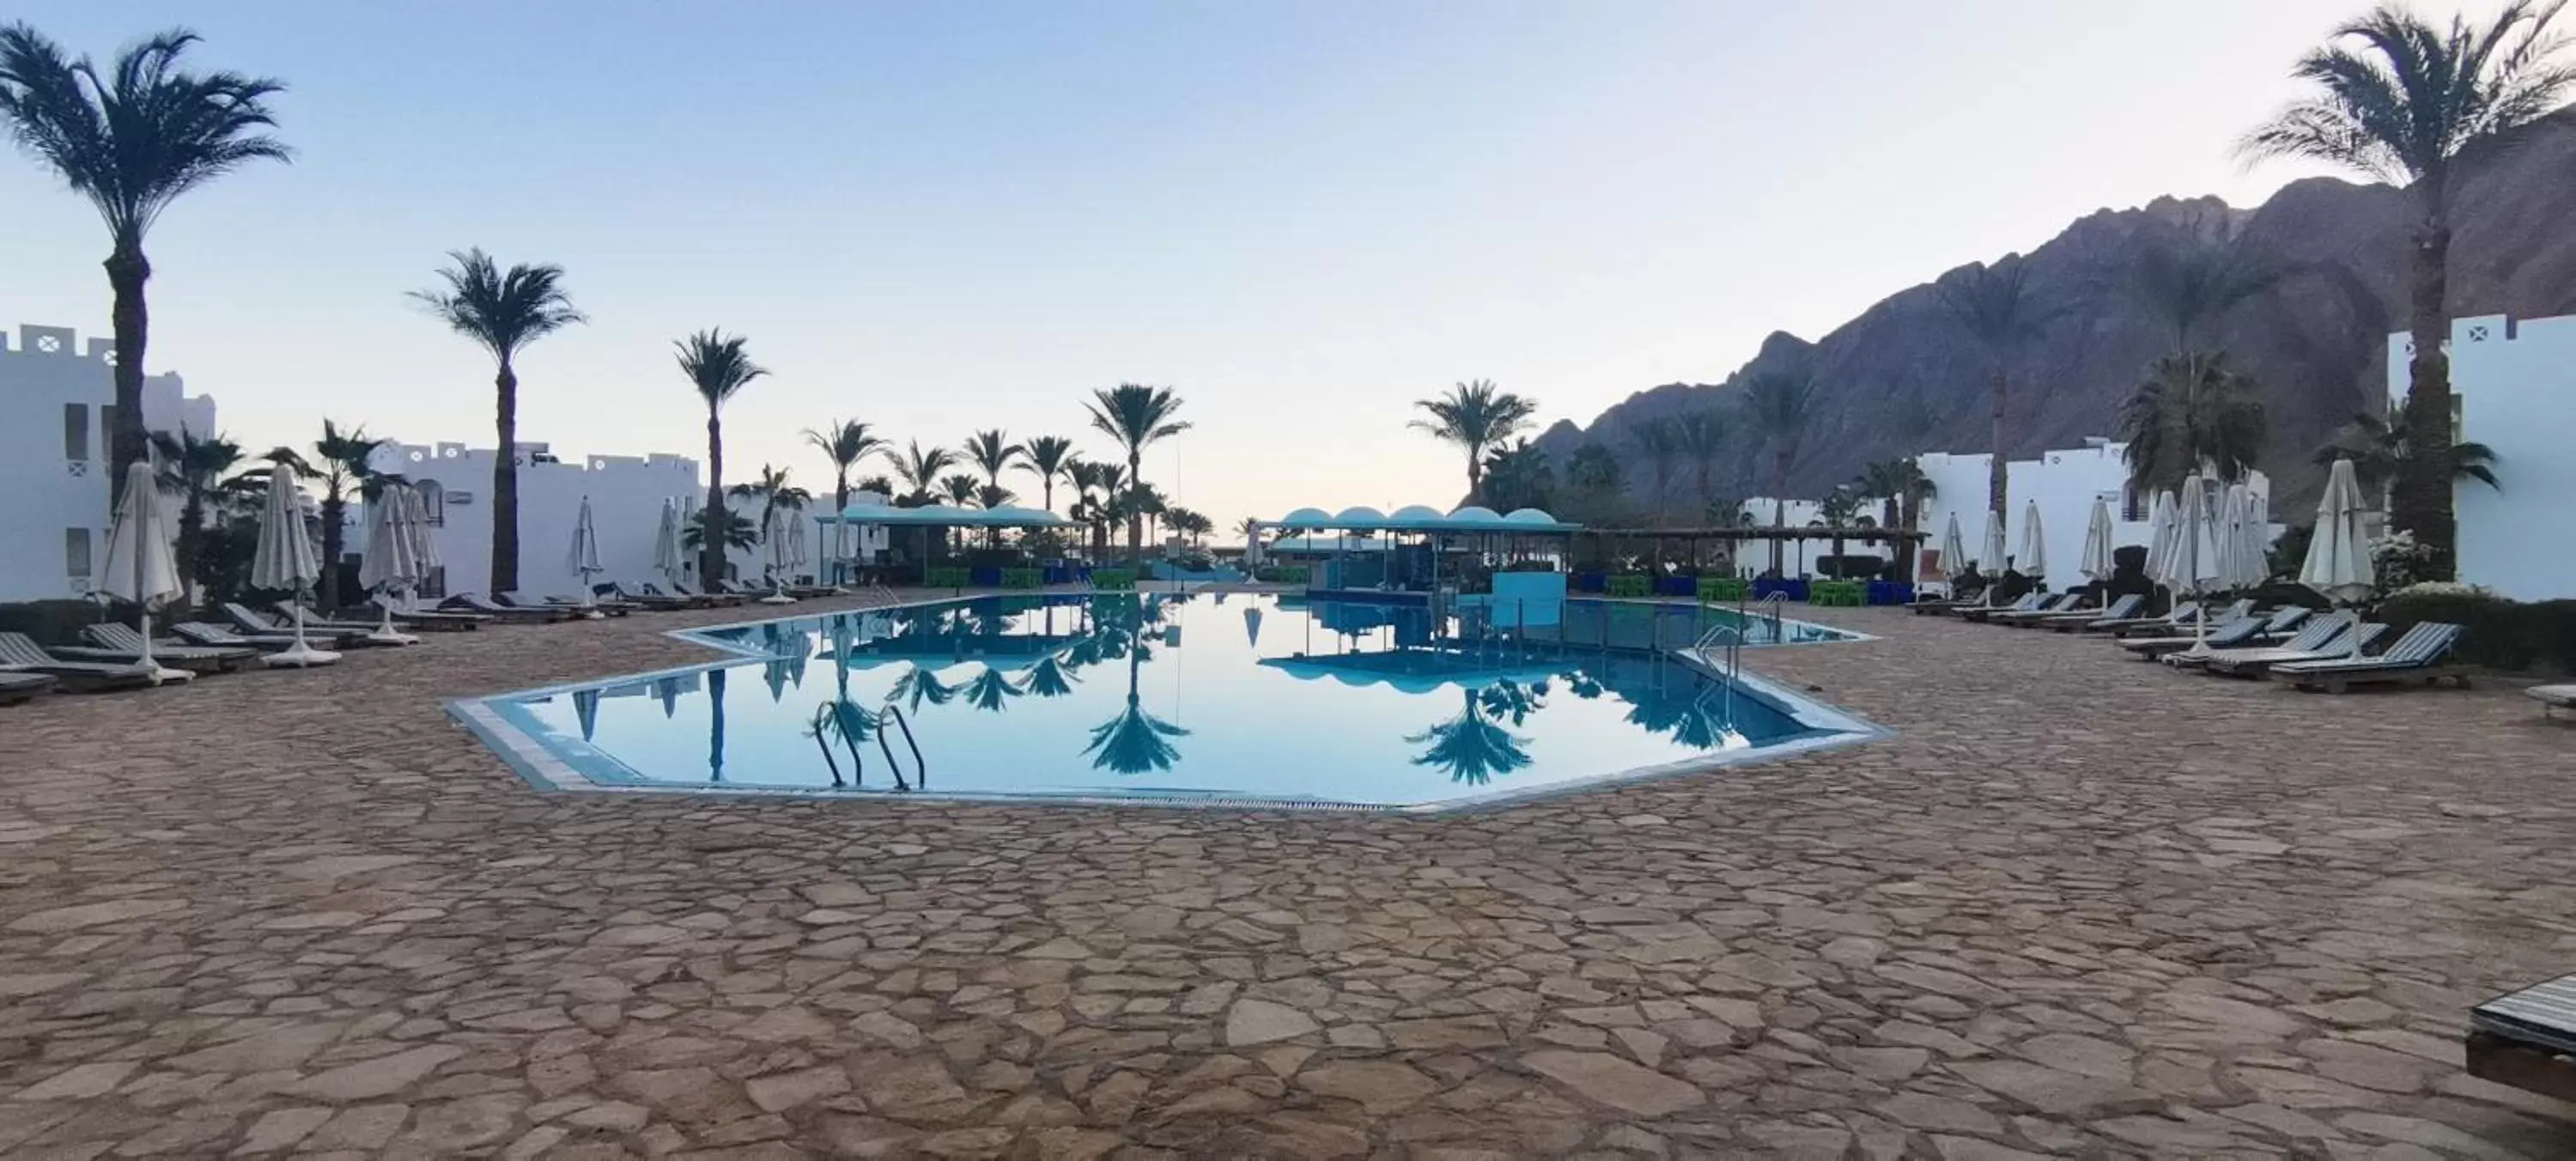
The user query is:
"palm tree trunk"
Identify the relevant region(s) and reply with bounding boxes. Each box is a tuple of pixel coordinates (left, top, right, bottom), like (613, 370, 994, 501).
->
(103, 242, 152, 514)
(1987, 368, 2008, 518)
(702, 409, 726, 582)
(320, 492, 346, 611)
(178, 490, 206, 608)
(1126, 452, 1144, 559)
(1466, 448, 1483, 506)
(1771, 453, 1789, 577)
(490, 361, 521, 595)
(2397, 212, 2457, 580)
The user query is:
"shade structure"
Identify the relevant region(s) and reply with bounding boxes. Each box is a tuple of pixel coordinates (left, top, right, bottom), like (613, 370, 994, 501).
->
(2079, 495, 2117, 583)
(250, 462, 337, 666)
(2016, 499, 2047, 583)
(2159, 475, 2224, 653)
(2301, 458, 2376, 654)
(567, 496, 605, 615)
(823, 502, 1066, 528)
(99, 459, 190, 684)
(652, 497, 683, 582)
(1939, 512, 1968, 581)
(1260, 506, 1578, 535)
(358, 490, 422, 643)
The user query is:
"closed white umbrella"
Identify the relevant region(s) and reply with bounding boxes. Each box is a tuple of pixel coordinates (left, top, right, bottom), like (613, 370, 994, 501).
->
(2015, 498, 2047, 587)
(2160, 474, 2223, 654)
(758, 504, 796, 605)
(568, 495, 605, 617)
(2239, 489, 2272, 590)
(251, 463, 337, 667)
(1977, 509, 2008, 605)
(652, 498, 683, 586)
(400, 485, 440, 612)
(99, 459, 191, 684)
(787, 511, 811, 582)
(357, 491, 421, 645)
(2216, 483, 2264, 592)
(2142, 489, 2178, 583)
(1938, 512, 1967, 586)
(2301, 458, 2376, 656)
(2079, 495, 2117, 602)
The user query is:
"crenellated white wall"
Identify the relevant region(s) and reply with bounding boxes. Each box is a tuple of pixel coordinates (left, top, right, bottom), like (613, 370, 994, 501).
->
(0, 324, 217, 602)
(362, 441, 704, 599)
(2388, 313, 2576, 601)
(1914, 439, 2270, 586)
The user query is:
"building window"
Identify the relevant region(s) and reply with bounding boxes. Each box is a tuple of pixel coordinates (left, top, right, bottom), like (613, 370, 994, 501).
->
(65, 528, 92, 580)
(416, 480, 446, 526)
(63, 404, 88, 460)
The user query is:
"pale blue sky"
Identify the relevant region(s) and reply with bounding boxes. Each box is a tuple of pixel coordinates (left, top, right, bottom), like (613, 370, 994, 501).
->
(6, 1, 2362, 528)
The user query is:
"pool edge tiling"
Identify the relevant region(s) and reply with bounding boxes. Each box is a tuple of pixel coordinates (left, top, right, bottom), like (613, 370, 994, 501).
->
(446, 591, 1891, 813)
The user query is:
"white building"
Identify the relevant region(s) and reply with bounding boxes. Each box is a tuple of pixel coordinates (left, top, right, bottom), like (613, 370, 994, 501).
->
(1914, 438, 2271, 587)
(2390, 313, 2576, 601)
(365, 441, 702, 599)
(0, 323, 217, 602)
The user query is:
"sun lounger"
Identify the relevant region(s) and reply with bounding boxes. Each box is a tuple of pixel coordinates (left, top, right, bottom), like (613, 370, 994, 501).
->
(1986, 593, 2088, 626)
(2167, 613, 2358, 672)
(2077, 602, 2202, 635)
(605, 582, 696, 611)
(0, 633, 160, 692)
(1956, 593, 2051, 623)
(665, 580, 746, 607)
(2469, 974, 2576, 1103)
(223, 604, 381, 647)
(0, 671, 57, 705)
(2269, 622, 2467, 692)
(2117, 606, 2312, 660)
(67, 624, 258, 674)
(2530, 685, 2576, 720)
(500, 591, 631, 617)
(441, 593, 575, 623)
(172, 622, 308, 653)
(293, 599, 482, 633)
(2012, 593, 2142, 629)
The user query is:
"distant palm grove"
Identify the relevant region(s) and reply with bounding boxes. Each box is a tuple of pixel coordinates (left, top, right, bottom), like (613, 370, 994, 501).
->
(4, 3, 2567, 593)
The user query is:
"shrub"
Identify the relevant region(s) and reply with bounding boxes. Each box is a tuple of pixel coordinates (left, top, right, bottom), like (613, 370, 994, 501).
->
(0, 599, 114, 647)
(2377, 590, 2576, 674)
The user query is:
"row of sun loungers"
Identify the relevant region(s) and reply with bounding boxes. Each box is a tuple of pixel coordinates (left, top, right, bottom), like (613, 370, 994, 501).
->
(1919, 589, 2473, 694)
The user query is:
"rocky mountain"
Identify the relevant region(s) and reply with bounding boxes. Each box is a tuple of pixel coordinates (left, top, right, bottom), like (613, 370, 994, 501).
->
(1537, 106, 2576, 516)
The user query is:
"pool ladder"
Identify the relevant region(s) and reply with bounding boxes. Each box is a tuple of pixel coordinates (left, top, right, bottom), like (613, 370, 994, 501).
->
(1691, 623, 1745, 733)
(809, 703, 928, 791)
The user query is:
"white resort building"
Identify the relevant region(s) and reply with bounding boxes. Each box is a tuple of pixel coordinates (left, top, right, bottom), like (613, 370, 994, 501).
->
(0, 323, 218, 603)
(2390, 313, 2575, 602)
(1913, 439, 2273, 586)
(363, 441, 702, 599)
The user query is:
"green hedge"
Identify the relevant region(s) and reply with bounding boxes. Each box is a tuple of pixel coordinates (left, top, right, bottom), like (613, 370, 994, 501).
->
(924, 566, 971, 589)
(1254, 565, 1310, 584)
(1091, 568, 1137, 592)
(1607, 574, 1649, 598)
(2378, 591, 2576, 674)
(1698, 577, 1748, 603)
(999, 568, 1044, 589)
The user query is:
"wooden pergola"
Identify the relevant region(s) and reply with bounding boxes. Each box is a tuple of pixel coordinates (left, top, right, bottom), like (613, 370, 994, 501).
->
(1571, 525, 1934, 580)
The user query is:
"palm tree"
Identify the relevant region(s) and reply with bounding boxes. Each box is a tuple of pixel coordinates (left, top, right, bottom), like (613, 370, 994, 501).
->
(676, 330, 767, 583)
(973, 481, 1018, 548)
(411, 249, 585, 594)
(801, 419, 887, 516)
(1566, 444, 1622, 502)
(1018, 435, 1078, 513)
(2313, 401, 2500, 503)
(303, 420, 385, 611)
(1627, 417, 1681, 526)
(1934, 257, 2057, 517)
(939, 473, 979, 507)
(1742, 369, 1815, 575)
(2240, 1, 2573, 580)
(1479, 439, 1554, 514)
(2116, 351, 2269, 492)
(0, 26, 289, 508)
(963, 429, 1024, 492)
(726, 464, 810, 569)
(892, 441, 956, 506)
(681, 508, 759, 555)
(1853, 458, 1935, 580)
(1410, 379, 1540, 504)
(1084, 384, 1191, 559)
(1674, 408, 1729, 514)
(1818, 487, 1862, 577)
(2126, 228, 2283, 356)
(149, 429, 242, 605)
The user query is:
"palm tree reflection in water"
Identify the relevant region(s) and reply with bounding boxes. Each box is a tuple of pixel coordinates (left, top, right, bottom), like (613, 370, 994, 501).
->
(963, 666, 1024, 713)
(706, 668, 728, 783)
(889, 665, 960, 711)
(1079, 596, 1189, 775)
(1406, 681, 1540, 786)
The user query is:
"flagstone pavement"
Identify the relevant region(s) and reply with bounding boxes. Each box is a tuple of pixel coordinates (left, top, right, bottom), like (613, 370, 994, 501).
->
(1, 593, 2573, 1159)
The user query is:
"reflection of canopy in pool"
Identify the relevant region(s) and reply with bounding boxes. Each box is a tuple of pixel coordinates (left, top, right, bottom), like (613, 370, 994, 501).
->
(816, 633, 1075, 671)
(1265, 504, 1579, 534)
(820, 503, 1069, 528)
(1261, 651, 1563, 695)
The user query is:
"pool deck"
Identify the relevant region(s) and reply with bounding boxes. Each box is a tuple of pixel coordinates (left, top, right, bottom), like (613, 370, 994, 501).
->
(2, 592, 2572, 1158)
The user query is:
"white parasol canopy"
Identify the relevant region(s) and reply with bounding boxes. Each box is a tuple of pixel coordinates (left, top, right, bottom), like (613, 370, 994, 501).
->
(568, 495, 605, 615)
(398, 485, 440, 614)
(1939, 512, 1967, 581)
(1977, 508, 2008, 604)
(250, 462, 338, 666)
(2158, 475, 2224, 653)
(2015, 498, 2047, 584)
(2239, 488, 2272, 589)
(2080, 495, 2117, 582)
(358, 490, 422, 644)
(2142, 489, 2178, 582)
(652, 497, 683, 583)
(757, 504, 796, 605)
(99, 459, 190, 684)
(2300, 458, 2376, 654)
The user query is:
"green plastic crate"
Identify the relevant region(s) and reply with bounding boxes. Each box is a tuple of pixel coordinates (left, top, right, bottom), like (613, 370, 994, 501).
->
(1091, 568, 1137, 591)
(1698, 577, 1748, 603)
(999, 568, 1043, 589)
(1607, 574, 1650, 599)
(924, 566, 971, 589)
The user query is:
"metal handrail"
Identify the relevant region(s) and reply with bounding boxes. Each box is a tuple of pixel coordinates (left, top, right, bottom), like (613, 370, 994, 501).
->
(811, 703, 861, 787)
(1755, 592, 1788, 641)
(875, 705, 925, 791)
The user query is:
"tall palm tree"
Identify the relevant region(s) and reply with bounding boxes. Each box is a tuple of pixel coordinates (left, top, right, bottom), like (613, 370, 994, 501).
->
(963, 429, 1024, 490)
(2240, 0, 2573, 580)
(801, 419, 887, 515)
(676, 330, 767, 583)
(681, 509, 758, 555)
(2125, 228, 2284, 356)
(1019, 435, 1078, 513)
(973, 481, 1018, 548)
(1627, 417, 1681, 526)
(149, 429, 242, 606)
(1742, 369, 1815, 575)
(0, 26, 289, 508)
(1410, 379, 1540, 504)
(892, 441, 956, 506)
(411, 249, 585, 594)
(1084, 384, 1191, 559)
(1674, 408, 1729, 514)
(1479, 439, 1554, 514)
(2116, 351, 2269, 492)
(1934, 257, 2057, 518)
(726, 463, 809, 538)
(2313, 401, 2500, 502)
(294, 420, 385, 611)
(1853, 458, 1935, 579)
(939, 474, 980, 508)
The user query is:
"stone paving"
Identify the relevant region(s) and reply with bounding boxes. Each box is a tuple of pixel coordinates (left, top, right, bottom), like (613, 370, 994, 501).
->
(1, 593, 2573, 1159)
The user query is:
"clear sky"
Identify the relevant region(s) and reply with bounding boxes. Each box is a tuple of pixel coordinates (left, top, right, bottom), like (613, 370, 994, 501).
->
(5, 0, 2366, 532)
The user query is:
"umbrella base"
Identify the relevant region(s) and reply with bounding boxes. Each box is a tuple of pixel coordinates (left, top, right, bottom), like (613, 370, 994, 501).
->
(141, 663, 195, 686)
(365, 629, 422, 646)
(757, 594, 797, 605)
(265, 643, 343, 668)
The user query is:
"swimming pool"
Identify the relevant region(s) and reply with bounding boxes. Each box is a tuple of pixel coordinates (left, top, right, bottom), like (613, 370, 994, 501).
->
(451, 593, 1880, 811)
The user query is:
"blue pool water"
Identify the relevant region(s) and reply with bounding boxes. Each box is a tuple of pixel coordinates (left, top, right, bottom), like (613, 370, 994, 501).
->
(465, 593, 1871, 810)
